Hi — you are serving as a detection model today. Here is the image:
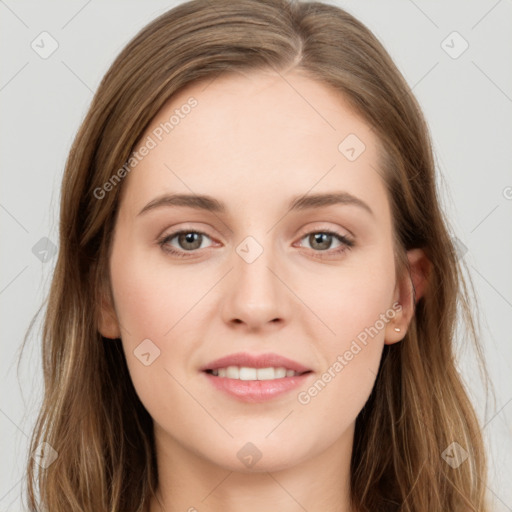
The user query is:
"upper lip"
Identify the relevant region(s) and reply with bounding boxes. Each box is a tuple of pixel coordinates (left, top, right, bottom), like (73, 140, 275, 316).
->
(200, 352, 312, 373)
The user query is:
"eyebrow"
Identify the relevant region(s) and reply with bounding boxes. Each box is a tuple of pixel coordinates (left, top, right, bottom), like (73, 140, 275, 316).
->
(137, 191, 374, 217)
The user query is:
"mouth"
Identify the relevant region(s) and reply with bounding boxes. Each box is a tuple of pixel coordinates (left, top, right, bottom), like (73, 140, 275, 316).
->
(202, 368, 314, 402)
(203, 367, 312, 380)
(200, 351, 312, 375)
(200, 352, 314, 402)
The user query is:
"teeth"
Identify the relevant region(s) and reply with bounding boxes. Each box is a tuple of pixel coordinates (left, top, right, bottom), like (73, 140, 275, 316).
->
(226, 366, 239, 379)
(257, 367, 276, 380)
(239, 367, 257, 380)
(210, 366, 302, 380)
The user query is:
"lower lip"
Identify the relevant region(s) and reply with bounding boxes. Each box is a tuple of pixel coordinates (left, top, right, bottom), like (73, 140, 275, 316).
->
(202, 371, 313, 403)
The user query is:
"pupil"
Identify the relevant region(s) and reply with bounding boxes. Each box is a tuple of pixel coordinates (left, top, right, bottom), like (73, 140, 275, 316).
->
(311, 233, 331, 250)
(180, 232, 201, 250)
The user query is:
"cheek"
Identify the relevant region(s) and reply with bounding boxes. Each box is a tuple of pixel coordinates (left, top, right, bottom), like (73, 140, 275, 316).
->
(108, 236, 224, 400)
(109, 242, 206, 339)
(293, 248, 396, 347)
(293, 291, 392, 450)
(293, 249, 395, 414)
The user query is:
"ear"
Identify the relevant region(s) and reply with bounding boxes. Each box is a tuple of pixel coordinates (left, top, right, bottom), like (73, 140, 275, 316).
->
(384, 248, 430, 345)
(97, 285, 121, 340)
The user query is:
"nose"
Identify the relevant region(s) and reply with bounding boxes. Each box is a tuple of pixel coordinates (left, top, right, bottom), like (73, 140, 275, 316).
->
(220, 237, 289, 331)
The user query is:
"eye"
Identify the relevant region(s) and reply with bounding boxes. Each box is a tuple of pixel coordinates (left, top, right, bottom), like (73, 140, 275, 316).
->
(297, 230, 354, 258)
(158, 230, 214, 257)
(158, 228, 354, 259)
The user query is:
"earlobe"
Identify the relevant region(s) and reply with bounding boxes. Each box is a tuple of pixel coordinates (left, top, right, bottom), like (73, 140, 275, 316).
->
(384, 248, 430, 345)
(384, 306, 406, 345)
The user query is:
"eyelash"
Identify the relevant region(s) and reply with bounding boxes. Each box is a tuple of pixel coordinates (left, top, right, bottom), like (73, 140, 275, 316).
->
(157, 229, 355, 259)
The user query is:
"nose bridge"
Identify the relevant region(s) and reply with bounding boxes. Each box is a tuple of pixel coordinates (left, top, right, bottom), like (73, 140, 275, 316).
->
(223, 232, 286, 326)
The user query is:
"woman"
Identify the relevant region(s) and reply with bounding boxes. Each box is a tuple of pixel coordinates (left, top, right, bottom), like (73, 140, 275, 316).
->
(22, 0, 490, 510)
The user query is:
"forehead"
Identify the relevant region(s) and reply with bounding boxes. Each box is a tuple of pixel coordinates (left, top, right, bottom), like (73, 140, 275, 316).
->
(120, 69, 387, 220)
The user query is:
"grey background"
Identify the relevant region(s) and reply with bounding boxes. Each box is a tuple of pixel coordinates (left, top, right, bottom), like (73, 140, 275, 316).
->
(1, 0, 511, 510)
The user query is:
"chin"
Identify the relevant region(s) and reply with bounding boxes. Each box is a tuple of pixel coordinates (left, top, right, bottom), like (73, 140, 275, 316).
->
(201, 438, 310, 474)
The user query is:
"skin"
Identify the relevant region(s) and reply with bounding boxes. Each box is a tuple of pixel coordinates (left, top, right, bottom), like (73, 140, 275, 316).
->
(99, 68, 428, 512)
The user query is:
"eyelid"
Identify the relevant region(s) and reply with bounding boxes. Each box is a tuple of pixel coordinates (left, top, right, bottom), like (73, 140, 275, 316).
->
(158, 222, 217, 242)
(158, 228, 217, 251)
(158, 223, 355, 257)
(294, 229, 354, 258)
(295, 222, 353, 241)
(158, 225, 352, 244)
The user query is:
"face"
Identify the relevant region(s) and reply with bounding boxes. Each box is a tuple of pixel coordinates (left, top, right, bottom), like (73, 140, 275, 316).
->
(100, 69, 414, 473)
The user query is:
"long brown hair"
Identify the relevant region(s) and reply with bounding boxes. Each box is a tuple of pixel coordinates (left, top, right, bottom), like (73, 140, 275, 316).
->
(21, 0, 490, 510)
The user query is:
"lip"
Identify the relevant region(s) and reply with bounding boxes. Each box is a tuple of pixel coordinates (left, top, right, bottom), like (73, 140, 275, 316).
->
(200, 352, 311, 373)
(202, 371, 313, 403)
(200, 352, 313, 403)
